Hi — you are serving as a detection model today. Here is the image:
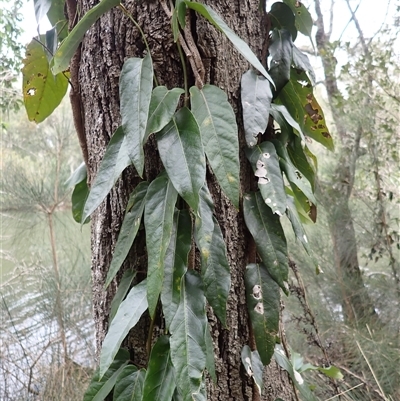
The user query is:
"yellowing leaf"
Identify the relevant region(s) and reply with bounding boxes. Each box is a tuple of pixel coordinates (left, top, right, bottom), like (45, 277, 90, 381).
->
(22, 37, 68, 123)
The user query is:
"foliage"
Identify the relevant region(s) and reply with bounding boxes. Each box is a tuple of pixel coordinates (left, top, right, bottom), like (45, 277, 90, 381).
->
(0, 0, 24, 116)
(19, 0, 345, 400)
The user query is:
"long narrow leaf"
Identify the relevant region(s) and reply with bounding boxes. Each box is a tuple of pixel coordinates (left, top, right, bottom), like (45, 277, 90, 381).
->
(245, 142, 287, 216)
(161, 210, 191, 330)
(241, 70, 273, 148)
(243, 192, 288, 291)
(185, 2, 274, 84)
(156, 107, 205, 213)
(245, 263, 280, 365)
(195, 186, 230, 326)
(114, 366, 145, 401)
(120, 54, 154, 177)
(142, 336, 176, 401)
(170, 271, 207, 400)
(190, 85, 240, 208)
(84, 349, 130, 401)
(144, 172, 178, 318)
(52, 0, 121, 74)
(109, 269, 136, 322)
(105, 182, 149, 287)
(82, 126, 130, 223)
(100, 280, 148, 378)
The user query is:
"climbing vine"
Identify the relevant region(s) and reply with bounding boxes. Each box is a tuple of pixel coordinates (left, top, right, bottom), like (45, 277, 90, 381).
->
(21, 0, 341, 399)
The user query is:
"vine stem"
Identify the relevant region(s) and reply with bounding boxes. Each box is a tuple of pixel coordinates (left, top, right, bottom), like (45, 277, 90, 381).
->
(177, 40, 189, 107)
(119, 3, 159, 86)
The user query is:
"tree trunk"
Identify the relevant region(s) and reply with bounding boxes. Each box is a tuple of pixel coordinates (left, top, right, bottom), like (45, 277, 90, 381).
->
(314, 0, 377, 324)
(76, 0, 294, 399)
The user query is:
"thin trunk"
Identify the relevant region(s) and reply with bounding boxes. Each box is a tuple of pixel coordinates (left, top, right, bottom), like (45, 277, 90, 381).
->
(314, 0, 377, 324)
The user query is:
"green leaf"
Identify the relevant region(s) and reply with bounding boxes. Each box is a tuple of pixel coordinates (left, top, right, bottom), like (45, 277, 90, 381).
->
(285, 195, 312, 255)
(282, 0, 313, 39)
(276, 69, 334, 151)
(286, 186, 315, 224)
(83, 349, 130, 401)
(46, 0, 69, 41)
(243, 191, 288, 291)
(142, 336, 176, 401)
(120, 54, 154, 177)
(100, 280, 148, 378)
(51, 0, 121, 74)
(204, 323, 217, 383)
(269, 2, 297, 41)
(145, 87, 184, 140)
(287, 135, 316, 190)
(245, 142, 287, 216)
(270, 103, 305, 142)
(317, 366, 343, 380)
(190, 85, 240, 208)
(172, 0, 187, 42)
(22, 37, 68, 123)
(170, 271, 207, 400)
(273, 139, 316, 204)
(109, 269, 136, 322)
(71, 176, 90, 224)
(269, 29, 293, 95)
(45, 27, 58, 63)
(245, 263, 280, 365)
(156, 107, 205, 213)
(292, 45, 315, 84)
(105, 182, 149, 288)
(82, 127, 130, 223)
(114, 366, 146, 401)
(274, 345, 318, 401)
(195, 185, 230, 326)
(241, 70, 273, 147)
(241, 345, 264, 395)
(65, 162, 87, 189)
(185, 1, 274, 84)
(144, 172, 178, 318)
(161, 210, 191, 330)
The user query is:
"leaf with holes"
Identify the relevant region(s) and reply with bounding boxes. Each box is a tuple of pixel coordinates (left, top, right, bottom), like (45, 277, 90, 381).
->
(241, 70, 273, 147)
(282, 0, 313, 39)
(277, 69, 334, 150)
(82, 127, 130, 223)
(51, 0, 121, 74)
(270, 103, 305, 142)
(195, 185, 230, 326)
(190, 85, 240, 208)
(185, 1, 274, 84)
(100, 280, 148, 378)
(120, 54, 153, 177)
(241, 345, 264, 395)
(170, 271, 207, 400)
(243, 192, 288, 291)
(83, 349, 130, 401)
(245, 263, 280, 365)
(269, 2, 297, 41)
(142, 336, 176, 401)
(269, 29, 293, 95)
(22, 37, 68, 123)
(245, 142, 287, 216)
(156, 107, 205, 213)
(113, 366, 145, 401)
(105, 182, 149, 288)
(161, 210, 191, 330)
(145, 86, 184, 140)
(145, 172, 178, 318)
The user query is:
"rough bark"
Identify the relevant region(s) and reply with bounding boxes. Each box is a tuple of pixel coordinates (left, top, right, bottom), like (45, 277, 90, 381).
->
(75, 0, 295, 399)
